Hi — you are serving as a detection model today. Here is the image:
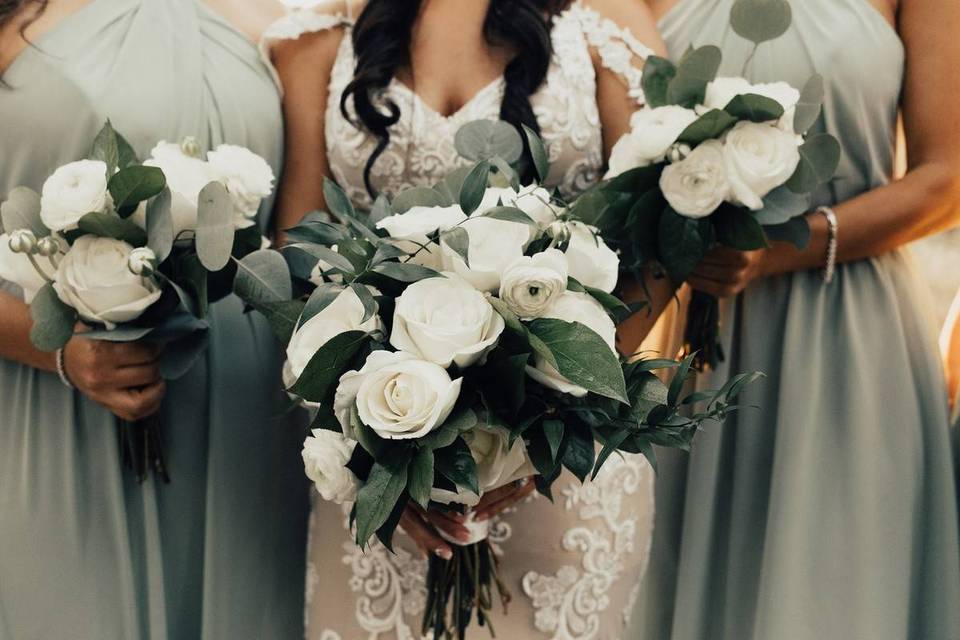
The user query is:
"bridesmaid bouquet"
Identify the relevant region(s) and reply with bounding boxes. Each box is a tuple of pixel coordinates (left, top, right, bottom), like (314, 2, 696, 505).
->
(0, 122, 275, 480)
(233, 120, 759, 638)
(593, 0, 841, 369)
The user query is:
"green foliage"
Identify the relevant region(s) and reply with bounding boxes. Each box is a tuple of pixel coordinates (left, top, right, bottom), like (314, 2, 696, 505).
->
(794, 74, 825, 134)
(753, 185, 810, 226)
(435, 436, 480, 495)
(666, 45, 722, 108)
(454, 120, 524, 164)
(233, 249, 293, 305)
(0, 186, 47, 237)
(29, 283, 77, 352)
(724, 93, 785, 123)
(77, 212, 148, 246)
(658, 209, 712, 282)
(408, 447, 435, 509)
(764, 215, 811, 249)
(440, 226, 469, 267)
(195, 181, 235, 271)
(146, 188, 174, 261)
(392, 187, 450, 213)
(108, 166, 166, 212)
(641, 56, 678, 108)
(522, 124, 550, 183)
(459, 161, 491, 215)
(730, 0, 793, 45)
(288, 330, 370, 402)
(678, 109, 738, 145)
(786, 133, 842, 193)
(355, 457, 411, 548)
(713, 206, 769, 251)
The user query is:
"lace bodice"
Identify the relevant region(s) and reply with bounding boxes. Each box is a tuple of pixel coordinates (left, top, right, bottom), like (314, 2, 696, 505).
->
(262, 1, 654, 209)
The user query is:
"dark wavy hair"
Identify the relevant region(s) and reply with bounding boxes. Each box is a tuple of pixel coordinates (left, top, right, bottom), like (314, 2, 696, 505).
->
(341, 0, 570, 197)
(0, 0, 45, 31)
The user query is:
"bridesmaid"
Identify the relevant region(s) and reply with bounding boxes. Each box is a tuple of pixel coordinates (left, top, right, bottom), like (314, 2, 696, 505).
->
(0, 1, 309, 638)
(633, 0, 960, 638)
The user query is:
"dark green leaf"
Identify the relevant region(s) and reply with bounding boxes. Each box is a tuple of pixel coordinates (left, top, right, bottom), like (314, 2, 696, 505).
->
(285, 243, 356, 275)
(289, 331, 370, 402)
(408, 447, 435, 509)
(300, 283, 346, 325)
(29, 283, 77, 351)
(668, 352, 696, 406)
(146, 188, 174, 261)
(323, 177, 356, 220)
(371, 261, 442, 283)
(543, 420, 564, 463)
(355, 460, 410, 547)
(785, 133, 841, 194)
(440, 226, 469, 267)
(678, 109, 737, 145)
(375, 493, 409, 552)
(479, 205, 536, 226)
(392, 187, 450, 213)
(481, 352, 528, 418)
(522, 124, 550, 183)
(641, 55, 678, 108)
(0, 186, 47, 237)
(459, 161, 490, 215)
(561, 425, 595, 482)
(794, 74, 825, 134)
(370, 194, 393, 225)
(256, 299, 306, 344)
(115, 130, 140, 169)
(658, 208, 710, 282)
(350, 282, 378, 324)
(667, 45, 722, 107)
(753, 185, 810, 226)
(454, 120, 524, 163)
(195, 181, 235, 271)
(528, 318, 628, 403)
(713, 206, 769, 251)
(730, 0, 793, 45)
(89, 121, 120, 176)
(434, 167, 472, 204)
(233, 249, 292, 305)
(420, 408, 478, 450)
(724, 93, 784, 123)
(435, 437, 479, 495)
(77, 212, 147, 246)
(593, 429, 631, 479)
(108, 166, 166, 210)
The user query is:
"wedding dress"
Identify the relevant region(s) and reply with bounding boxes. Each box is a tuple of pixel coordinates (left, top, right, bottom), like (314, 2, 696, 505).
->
(262, 2, 659, 638)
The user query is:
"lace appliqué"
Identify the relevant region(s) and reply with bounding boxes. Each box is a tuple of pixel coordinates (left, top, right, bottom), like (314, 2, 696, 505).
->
(563, 3, 654, 105)
(521, 454, 653, 640)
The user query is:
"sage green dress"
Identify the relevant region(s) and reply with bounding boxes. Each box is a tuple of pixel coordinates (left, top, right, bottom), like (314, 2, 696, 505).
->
(634, 1, 960, 638)
(0, 1, 309, 638)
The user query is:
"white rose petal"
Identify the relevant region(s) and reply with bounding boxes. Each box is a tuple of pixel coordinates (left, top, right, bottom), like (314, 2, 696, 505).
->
(441, 216, 529, 292)
(127, 246, 157, 276)
(564, 221, 620, 294)
(703, 77, 755, 112)
(335, 350, 462, 441)
(0, 232, 48, 303)
(285, 286, 382, 383)
(479, 185, 558, 229)
(54, 236, 162, 329)
(139, 142, 219, 236)
(302, 429, 359, 504)
(659, 140, 730, 218)
(723, 121, 802, 210)
(605, 106, 700, 178)
(207, 144, 275, 228)
(391, 275, 504, 368)
(499, 249, 568, 319)
(376, 204, 468, 270)
(526, 291, 616, 397)
(40, 160, 112, 232)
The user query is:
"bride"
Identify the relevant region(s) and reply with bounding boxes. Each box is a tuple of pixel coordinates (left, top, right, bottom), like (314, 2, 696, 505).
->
(262, 0, 671, 637)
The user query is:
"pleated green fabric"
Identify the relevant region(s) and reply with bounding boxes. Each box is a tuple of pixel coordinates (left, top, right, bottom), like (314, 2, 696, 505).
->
(633, 1, 960, 638)
(0, 2, 309, 638)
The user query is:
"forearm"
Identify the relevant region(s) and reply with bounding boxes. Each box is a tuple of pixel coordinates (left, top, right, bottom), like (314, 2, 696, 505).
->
(0, 290, 56, 372)
(615, 267, 677, 357)
(764, 161, 960, 278)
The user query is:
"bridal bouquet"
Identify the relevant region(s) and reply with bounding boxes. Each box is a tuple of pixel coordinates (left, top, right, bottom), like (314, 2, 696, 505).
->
(0, 122, 274, 480)
(233, 120, 759, 638)
(592, 0, 841, 369)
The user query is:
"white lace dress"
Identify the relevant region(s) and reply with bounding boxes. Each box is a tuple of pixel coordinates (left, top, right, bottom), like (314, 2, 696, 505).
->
(264, 4, 657, 638)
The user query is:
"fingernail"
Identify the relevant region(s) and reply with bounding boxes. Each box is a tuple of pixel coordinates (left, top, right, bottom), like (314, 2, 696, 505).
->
(474, 513, 489, 522)
(435, 547, 452, 561)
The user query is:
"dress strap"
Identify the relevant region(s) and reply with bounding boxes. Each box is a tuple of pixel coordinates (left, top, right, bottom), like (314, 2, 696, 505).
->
(560, 2, 655, 105)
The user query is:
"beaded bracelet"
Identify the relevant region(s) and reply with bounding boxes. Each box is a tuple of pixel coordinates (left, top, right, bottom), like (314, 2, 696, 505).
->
(816, 206, 838, 284)
(55, 348, 74, 389)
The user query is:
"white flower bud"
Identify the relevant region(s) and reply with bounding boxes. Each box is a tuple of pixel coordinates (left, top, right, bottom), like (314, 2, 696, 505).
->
(8, 229, 38, 254)
(667, 143, 692, 164)
(35, 236, 61, 258)
(546, 220, 571, 244)
(128, 246, 158, 276)
(180, 136, 203, 159)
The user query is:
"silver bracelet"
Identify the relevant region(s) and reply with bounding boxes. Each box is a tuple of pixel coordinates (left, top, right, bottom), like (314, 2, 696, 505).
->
(816, 206, 838, 284)
(55, 348, 74, 389)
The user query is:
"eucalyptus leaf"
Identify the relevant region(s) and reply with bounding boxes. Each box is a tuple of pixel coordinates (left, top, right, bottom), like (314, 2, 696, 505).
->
(763, 215, 811, 249)
(233, 249, 292, 305)
(677, 109, 738, 145)
(528, 318, 629, 403)
(641, 55, 678, 108)
(490, 156, 520, 191)
(454, 120, 524, 163)
(289, 330, 369, 402)
(391, 187, 449, 213)
(522, 124, 550, 183)
(753, 185, 810, 226)
(794, 74, 825, 134)
(408, 447, 435, 509)
(146, 188, 174, 261)
(0, 186, 47, 237)
(195, 181, 235, 271)
(459, 161, 491, 215)
(785, 133, 841, 194)
(77, 212, 148, 246)
(667, 45, 722, 108)
(730, 0, 793, 45)
(355, 460, 410, 548)
(440, 226, 469, 267)
(434, 167, 471, 204)
(370, 194, 393, 226)
(107, 166, 166, 210)
(29, 283, 76, 352)
(158, 330, 209, 380)
(724, 93, 785, 123)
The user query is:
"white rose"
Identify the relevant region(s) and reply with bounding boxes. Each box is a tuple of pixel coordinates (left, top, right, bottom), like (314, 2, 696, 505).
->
(141, 142, 218, 236)
(605, 106, 700, 178)
(39, 160, 112, 232)
(703, 76, 755, 111)
(526, 291, 617, 397)
(479, 185, 557, 229)
(54, 236, 162, 329)
(723, 121, 802, 210)
(659, 140, 730, 218)
(564, 221, 619, 294)
(285, 286, 382, 385)
(376, 204, 468, 270)
(499, 249, 568, 319)
(301, 429, 359, 504)
(391, 275, 504, 368)
(0, 232, 47, 303)
(431, 423, 535, 507)
(206, 144, 275, 229)
(704, 77, 801, 130)
(334, 350, 462, 440)
(440, 216, 529, 292)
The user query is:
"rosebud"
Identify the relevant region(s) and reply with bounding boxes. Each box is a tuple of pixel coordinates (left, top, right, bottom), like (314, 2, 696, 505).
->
(8, 229, 38, 254)
(35, 236, 61, 257)
(546, 220, 571, 244)
(180, 136, 203, 159)
(128, 246, 158, 276)
(667, 143, 693, 164)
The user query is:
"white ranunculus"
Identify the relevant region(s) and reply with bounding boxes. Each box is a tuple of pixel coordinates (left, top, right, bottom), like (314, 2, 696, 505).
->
(605, 106, 700, 178)
(334, 350, 462, 441)
(40, 160, 112, 232)
(723, 121, 802, 210)
(479, 185, 558, 229)
(285, 286, 382, 385)
(659, 140, 730, 218)
(431, 423, 536, 507)
(440, 216, 529, 292)
(499, 249, 568, 319)
(0, 232, 47, 303)
(127, 247, 157, 276)
(54, 236, 162, 329)
(141, 142, 219, 236)
(207, 144, 275, 229)
(564, 222, 620, 293)
(391, 275, 504, 368)
(704, 77, 801, 130)
(526, 291, 617, 397)
(302, 429, 359, 504)
(703, 76, 754, 112)
(376, 204, 468, 270)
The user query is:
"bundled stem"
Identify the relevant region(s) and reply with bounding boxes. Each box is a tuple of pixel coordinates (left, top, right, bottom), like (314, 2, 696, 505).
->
(683, 290, 724, 372)
(119, 413, 170, 483)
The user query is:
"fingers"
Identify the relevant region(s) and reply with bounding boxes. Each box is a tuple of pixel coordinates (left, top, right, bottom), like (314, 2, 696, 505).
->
(113, 363, 163, 389)
(688, 276, 737, 298)
(400, 506, 452, 560)
(103, 381, 166, 422)
(699, 246, 751, 267)
(420, 508, 473, 544)
(102, 341, 163, 367)
(475, 478, 535, 522)
(690, 262, 739, 283)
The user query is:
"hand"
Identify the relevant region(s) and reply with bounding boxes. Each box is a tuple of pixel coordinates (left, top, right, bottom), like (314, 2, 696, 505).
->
(688, 246, 770, 298)
(63, 338, 166, 422)
(400, 478, 536, 559)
